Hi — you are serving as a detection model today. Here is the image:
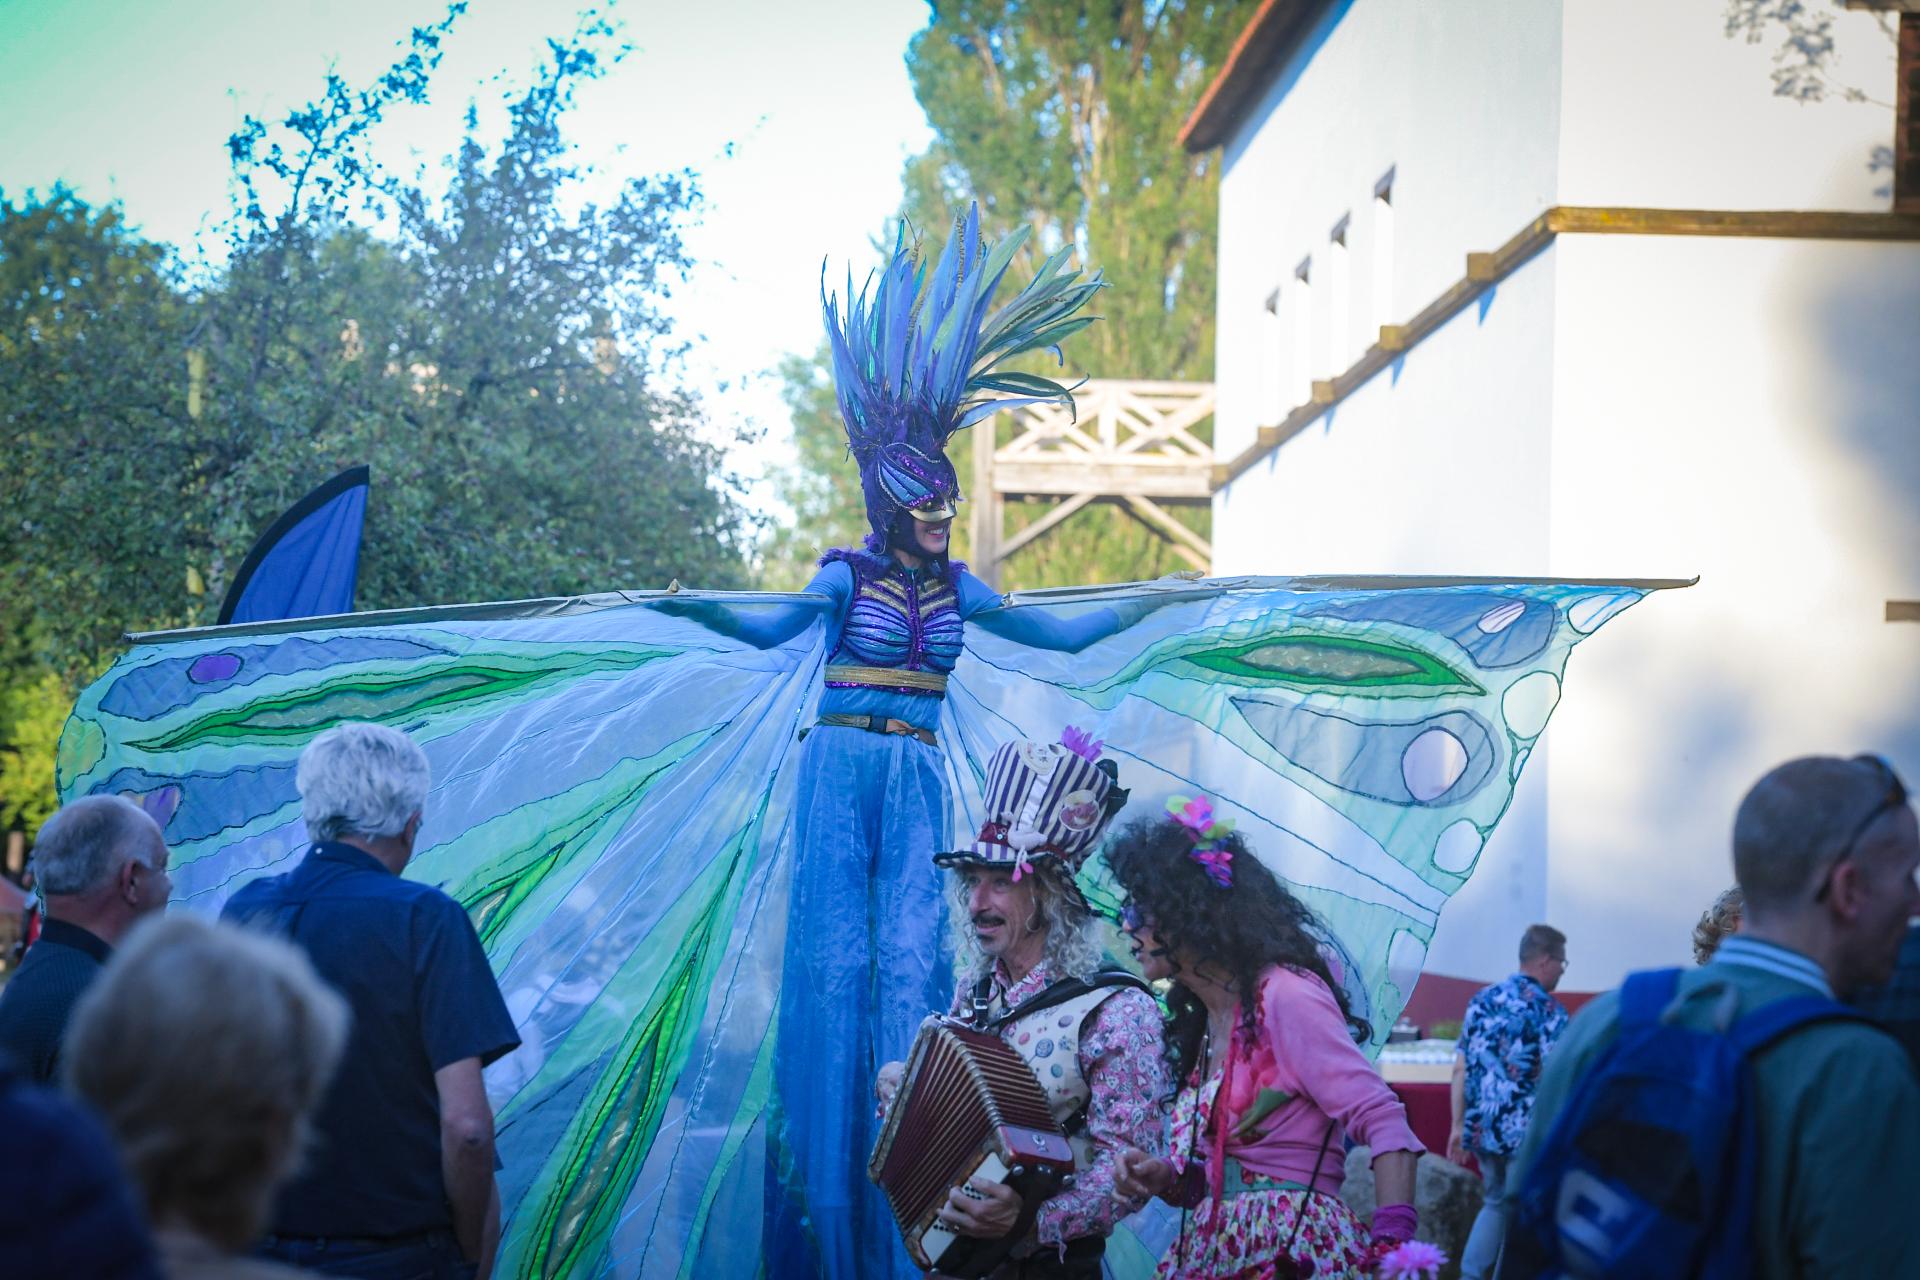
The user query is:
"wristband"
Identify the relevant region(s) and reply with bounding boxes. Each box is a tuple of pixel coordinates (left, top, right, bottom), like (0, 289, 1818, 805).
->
(1370, 1202, 1418, 1242)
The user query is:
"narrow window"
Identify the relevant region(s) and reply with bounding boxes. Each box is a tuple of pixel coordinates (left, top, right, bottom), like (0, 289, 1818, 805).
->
(1261, 287, 1284, 421)
(1328, 217, 1350, 373)
(1290, 257, 1313, 407)
(1372, 169, 1395, 336)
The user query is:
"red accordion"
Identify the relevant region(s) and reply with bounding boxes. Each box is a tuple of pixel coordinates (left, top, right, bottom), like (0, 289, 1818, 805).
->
(868, 1020, 1075, 1277)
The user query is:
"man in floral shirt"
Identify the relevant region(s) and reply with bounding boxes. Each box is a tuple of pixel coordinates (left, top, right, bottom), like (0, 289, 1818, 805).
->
(1447, 923, 1569, 1280)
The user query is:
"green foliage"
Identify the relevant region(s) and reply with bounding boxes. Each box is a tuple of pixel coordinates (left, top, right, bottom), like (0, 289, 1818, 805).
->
(759, 351, 869, 588)
(766, 0, 1249, 589)
(0, 9, 755, 690)
(0, 670, 69, 835)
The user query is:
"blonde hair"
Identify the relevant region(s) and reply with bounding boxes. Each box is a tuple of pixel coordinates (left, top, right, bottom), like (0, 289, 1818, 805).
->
(64, 914, 349, 1249)
(1692, 886, 1745, 965)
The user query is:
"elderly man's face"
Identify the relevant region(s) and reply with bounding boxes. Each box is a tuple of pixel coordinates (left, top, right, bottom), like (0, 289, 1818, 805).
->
(964, 868, 1040, 961)
(126, 822, 173, 917)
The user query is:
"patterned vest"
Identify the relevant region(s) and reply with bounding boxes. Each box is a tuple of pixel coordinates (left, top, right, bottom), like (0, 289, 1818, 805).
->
(977, 978, 1132, 1171)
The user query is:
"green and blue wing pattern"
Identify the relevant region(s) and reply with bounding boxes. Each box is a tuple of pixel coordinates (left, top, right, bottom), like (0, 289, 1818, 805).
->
(58, 577, 1666, 1277)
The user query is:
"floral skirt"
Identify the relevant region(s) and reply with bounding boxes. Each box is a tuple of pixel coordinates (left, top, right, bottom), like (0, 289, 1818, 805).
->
(1159, 1077, 1370, 1279)
(1156, 1187, 1371, 1280)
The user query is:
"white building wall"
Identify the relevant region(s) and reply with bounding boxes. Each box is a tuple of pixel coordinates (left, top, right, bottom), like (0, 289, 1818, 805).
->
(1559, 0, 1898, 212)
(1542, 235, 1920, 987)
(1213, 0, 1564, 463)
(1208, 0, 1917, 992)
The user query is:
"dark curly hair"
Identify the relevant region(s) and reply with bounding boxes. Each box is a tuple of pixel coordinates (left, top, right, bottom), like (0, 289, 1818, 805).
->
(1105, 814, 1369, 1086)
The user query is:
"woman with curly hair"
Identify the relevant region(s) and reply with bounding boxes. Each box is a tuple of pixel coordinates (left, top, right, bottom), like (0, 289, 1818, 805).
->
(1108, 797, 1426, 1279)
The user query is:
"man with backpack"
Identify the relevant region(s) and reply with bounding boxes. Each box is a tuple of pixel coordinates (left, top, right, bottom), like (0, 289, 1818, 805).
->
(1501, 754, 1920, 1279)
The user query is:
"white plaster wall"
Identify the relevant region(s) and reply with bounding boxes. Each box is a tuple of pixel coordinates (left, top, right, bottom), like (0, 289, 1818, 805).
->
(1212, 247, 1558, 577)
(1208, 0, 1917, 993)
(1559, 0, 1898, 212)
(1541, 235, 1920, 990)
(1214, 0, 1564, 463)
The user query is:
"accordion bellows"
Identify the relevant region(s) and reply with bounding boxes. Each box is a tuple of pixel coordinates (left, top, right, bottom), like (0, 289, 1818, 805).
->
(869, 1021, 1076, 1276)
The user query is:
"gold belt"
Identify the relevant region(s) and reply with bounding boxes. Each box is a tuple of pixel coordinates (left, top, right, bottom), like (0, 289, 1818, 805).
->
(816, 713, 938, 748)
(823, 664, 949, 695)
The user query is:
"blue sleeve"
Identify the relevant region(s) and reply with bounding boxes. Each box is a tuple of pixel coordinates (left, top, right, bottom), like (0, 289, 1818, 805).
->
(647, 563, 848, 650)
(416, 894, 521, 1070)
(957, 569, 1156, 654)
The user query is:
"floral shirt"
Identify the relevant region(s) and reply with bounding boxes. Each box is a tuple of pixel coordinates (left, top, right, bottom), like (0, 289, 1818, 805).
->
(949, 958, 1169, 1249)
(1457, 972, 1568, 1157)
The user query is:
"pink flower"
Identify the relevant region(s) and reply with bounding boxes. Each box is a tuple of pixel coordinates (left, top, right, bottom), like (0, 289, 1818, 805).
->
(1059, 725, 1104, 762)
(1191, 847, 1233, 887)
(1376, 1240, 1447, 1279)
(1171, 794, 1214, 834)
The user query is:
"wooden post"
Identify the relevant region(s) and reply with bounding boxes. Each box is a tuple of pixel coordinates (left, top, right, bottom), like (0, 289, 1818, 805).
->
(970, 417, 1001, 589)
(5, 831, 23, 877)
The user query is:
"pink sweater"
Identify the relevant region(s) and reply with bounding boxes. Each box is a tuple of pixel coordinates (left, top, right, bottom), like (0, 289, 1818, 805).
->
(1199, 965, 1424, 1196)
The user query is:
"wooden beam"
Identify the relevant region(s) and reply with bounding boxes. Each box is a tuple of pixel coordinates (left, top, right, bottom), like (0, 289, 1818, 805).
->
(992, 459, 1215, 499)
(998, 494, 1097, 560)
(1378, 325, 1408, 352)
(1121, 495, 1213, 566)
(1547, 206, 1920, 241)
(1889, 601, 1920, 622)
(1210, 204, 1920, 494)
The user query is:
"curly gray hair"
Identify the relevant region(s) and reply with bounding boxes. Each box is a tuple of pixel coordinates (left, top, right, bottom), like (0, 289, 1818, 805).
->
(946, 864, 1107, 984)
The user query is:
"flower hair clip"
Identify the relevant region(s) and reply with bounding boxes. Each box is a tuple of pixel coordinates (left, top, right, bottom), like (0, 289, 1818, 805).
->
(1165, 793, 1235, 887)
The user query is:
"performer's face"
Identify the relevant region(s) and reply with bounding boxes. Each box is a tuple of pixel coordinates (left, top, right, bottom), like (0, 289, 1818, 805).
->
(963, 868, 1040, 960)
(906, 514, 952, 558)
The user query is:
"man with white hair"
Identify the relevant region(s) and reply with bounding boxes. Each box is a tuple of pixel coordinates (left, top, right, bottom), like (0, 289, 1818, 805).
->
(222, 722, 519, 1280)
(875, 729, 1166, 1280)
(0, 795, 170, 1082)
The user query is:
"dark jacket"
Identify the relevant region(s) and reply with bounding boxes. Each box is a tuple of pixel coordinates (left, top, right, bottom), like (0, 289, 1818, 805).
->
(0, 918, 112, 1083)
(0, 1053, 161, 1280)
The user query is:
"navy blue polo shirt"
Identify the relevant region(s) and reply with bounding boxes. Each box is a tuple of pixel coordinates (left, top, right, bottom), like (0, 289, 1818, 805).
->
(222, 841, 520, 1239)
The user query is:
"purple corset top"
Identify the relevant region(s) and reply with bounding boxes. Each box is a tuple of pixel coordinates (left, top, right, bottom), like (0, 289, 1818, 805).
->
(827, 568, 963, 688)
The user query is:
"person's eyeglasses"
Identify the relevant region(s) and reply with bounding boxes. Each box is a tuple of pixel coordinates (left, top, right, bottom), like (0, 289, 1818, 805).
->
(1814, 754, 1911, 904)
(1117, 901, 1143, 932)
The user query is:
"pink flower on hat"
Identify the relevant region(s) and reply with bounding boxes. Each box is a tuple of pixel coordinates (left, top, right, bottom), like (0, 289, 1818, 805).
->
(1059, 725, 1103, 763)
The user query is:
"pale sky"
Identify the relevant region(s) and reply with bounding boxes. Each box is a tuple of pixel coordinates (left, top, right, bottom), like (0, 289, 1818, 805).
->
(0, 0, 936, 517)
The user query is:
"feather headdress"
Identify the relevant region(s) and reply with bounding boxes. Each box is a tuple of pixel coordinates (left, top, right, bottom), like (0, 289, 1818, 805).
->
(822, 203, 1103, 558)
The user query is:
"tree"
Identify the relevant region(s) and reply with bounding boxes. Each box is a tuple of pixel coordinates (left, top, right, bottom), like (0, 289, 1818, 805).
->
(764, 0, 1252, 589)
(0, 9, 757, 827)
(1724, 0, 1903, 191)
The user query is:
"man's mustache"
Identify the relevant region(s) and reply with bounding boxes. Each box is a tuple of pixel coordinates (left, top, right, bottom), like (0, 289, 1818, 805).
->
(971, 912, 1006, 928)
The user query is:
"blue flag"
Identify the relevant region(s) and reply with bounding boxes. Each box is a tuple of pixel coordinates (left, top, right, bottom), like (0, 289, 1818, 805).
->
(217, 465, 369, 626)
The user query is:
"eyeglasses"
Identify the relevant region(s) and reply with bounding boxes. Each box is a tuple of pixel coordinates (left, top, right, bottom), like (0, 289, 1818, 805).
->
(1117, 901, 1144, 932)
(1814, 754, 1911, 904)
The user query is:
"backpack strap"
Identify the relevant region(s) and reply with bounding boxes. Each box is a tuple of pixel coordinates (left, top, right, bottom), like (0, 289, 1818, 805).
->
(1618, 966, 1684, 1029)
(978, 968, 1150, 1034)
(1726, 993, 1874, 1057)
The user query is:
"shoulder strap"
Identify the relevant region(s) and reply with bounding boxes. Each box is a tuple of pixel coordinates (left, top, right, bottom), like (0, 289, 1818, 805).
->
(981, 969, 1150, 1034)
(1726, 993, 1876, 1057)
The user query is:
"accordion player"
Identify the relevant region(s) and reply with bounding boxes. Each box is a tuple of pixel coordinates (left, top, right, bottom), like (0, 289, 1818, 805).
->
(868, 1019, 1076, 1277)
